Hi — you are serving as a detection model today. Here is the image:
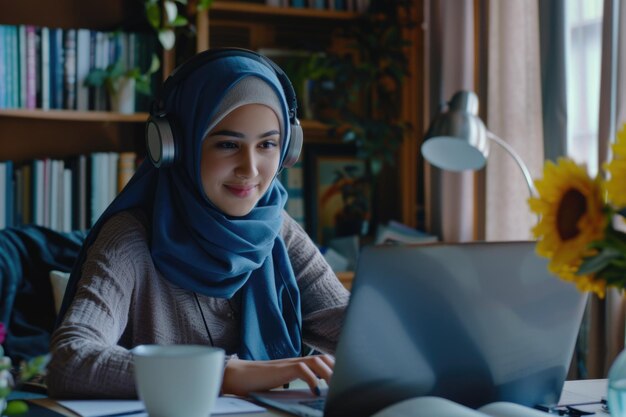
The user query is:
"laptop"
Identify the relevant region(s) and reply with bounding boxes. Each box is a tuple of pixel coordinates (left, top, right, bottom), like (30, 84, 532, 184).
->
(251, 241, 588, 417)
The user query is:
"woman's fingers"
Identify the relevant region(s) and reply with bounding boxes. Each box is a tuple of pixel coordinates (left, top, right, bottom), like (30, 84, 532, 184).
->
(284, 355, 334, 394)
(221, 354, 336, 396)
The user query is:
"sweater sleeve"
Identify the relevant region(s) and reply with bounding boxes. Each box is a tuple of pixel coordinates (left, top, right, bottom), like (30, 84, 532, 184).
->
(281, 212, 350, 354)
(47, 212, 147, 398)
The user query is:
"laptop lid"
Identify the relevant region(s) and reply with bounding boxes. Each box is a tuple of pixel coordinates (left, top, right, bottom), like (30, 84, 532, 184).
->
(323, 241, 587, 417)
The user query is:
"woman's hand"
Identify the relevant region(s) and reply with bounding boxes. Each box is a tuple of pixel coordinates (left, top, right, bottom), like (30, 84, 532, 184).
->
(221, 354, 334, 397)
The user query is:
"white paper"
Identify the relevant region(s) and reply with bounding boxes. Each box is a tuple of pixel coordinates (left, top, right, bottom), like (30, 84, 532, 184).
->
(57, 397, 265, 417)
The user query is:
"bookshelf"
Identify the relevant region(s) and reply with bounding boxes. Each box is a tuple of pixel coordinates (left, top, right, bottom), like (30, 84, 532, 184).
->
(0, 0, 423, 241)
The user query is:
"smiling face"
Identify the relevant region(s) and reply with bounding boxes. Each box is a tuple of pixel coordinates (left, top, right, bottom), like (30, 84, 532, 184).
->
(200, 103, 282, 217)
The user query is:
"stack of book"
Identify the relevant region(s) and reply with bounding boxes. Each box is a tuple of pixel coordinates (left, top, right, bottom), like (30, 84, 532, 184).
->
(0, 151, 138, 232)
(0, 25, 157, 112)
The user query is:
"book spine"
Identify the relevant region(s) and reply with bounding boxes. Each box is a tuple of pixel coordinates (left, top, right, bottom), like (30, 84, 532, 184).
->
(117, 152, 136, 193)
(18, 25, 27, 108)
(0, 26, 7, 109)
(63, 167, 72, 232)
(63, 29, 77, 110)
(49, 159, 59, 230)
(0, 162, 6, 229)
(7, 26, 19, 108)
(107, 152, 119, 206)
(40, 27, 50, 110)
(21, 164, 31, 225)
(75, 29, 91, 111)
(50, 28, 64, 109)
(33, 159, 44, 226)
(34, 27, 42, 109)
(25, 25, 37, 109)
(5, 161, 14, 228)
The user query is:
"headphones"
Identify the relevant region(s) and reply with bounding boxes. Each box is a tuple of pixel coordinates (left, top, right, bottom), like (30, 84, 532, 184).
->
(145, 47, 304, 169)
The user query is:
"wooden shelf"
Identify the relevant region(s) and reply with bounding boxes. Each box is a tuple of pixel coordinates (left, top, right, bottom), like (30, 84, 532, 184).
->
(211, 2, 360, 20)
(0, 109, 149, 123)
(0, 0, 147, 31)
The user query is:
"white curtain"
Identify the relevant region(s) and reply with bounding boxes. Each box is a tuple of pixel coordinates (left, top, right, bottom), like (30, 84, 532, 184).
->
(485, 1, 544, 241)
(424, 0, 478, 242)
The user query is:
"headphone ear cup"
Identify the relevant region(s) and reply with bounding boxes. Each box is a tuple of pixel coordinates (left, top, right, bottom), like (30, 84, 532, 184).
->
(282, 119, 303, 169)
(146, 114, 176, 168)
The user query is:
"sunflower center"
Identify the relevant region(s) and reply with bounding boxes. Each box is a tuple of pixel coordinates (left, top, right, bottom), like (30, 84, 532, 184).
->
(556, 189, 587, 241)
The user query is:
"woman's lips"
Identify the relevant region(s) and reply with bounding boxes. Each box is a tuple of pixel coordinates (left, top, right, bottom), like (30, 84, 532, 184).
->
(225, 184, 257, 197)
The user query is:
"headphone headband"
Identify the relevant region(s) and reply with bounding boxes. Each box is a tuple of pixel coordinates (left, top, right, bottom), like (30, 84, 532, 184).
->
(155, 47, 298, 123)
(145, 47, 303, 169)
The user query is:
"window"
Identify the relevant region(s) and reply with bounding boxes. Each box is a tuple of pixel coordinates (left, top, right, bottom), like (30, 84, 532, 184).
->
(566, 0, 603, 175)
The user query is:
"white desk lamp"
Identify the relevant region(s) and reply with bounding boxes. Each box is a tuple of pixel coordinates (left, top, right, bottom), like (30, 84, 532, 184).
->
(421, 90, 537, 197)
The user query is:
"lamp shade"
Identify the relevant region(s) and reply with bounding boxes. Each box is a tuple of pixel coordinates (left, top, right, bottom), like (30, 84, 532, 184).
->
(421, 91, 489, 171)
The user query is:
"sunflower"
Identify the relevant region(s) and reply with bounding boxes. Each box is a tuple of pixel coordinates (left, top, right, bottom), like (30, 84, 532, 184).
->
(528, 158, 608, 296)
(604, 123, 626, 208)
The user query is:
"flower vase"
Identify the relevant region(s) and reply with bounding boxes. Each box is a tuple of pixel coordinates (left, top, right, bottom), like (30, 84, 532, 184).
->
(608, 349, 626, 416)
(109, 77, 135, 114)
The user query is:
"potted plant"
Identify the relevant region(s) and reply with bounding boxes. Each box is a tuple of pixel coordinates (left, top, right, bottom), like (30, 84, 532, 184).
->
(300, 0, 415, 237)
(312, 0, 414, 177)
(84, 54, 160, 113)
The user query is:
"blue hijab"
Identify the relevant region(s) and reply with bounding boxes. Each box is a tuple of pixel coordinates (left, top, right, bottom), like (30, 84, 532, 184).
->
(58, 56, 302, 360)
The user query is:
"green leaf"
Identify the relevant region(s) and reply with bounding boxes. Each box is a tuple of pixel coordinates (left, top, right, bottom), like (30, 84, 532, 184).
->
(84, 69, 108, 87)
(5, 400, 28, 415)
(147, 54, 161, 75)
(135, 77, 152, 96)
(144, 3, 161, 30)
(171, 15, 188, 27)
(108, 60, 125, 79)
(197, 0, 214, 11)
(164, 1, 179, 24)
(158, 29, 176, 50)
(125, 68, 141, 79)
(577, 247, 622, 275)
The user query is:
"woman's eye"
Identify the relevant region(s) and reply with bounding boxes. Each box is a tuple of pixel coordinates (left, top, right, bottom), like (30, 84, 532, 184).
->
(216, 141, 238, 149)
(260, 140, 279, 149)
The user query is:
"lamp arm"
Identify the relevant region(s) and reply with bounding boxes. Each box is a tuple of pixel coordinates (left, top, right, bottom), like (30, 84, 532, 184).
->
(486, 131, 537, 197)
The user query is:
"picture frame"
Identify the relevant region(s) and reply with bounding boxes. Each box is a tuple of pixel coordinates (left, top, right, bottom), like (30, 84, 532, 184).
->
(304, 144, 370, 246)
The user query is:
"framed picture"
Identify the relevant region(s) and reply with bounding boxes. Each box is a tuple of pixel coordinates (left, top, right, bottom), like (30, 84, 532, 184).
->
(304, 144, 371, 246)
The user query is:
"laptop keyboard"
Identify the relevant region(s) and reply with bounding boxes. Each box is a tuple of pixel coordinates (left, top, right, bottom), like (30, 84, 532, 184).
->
(299, 398, 326, 411)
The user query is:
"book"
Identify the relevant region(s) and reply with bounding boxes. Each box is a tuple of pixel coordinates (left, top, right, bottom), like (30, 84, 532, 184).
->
(375, 220, 438, 245)
(63, 29, 77, 109)
(0, 162, 6, 229)
(370, 396, 553, 417)
(40, 27, 50, 110)
(117, 151, 136, 193)
(24, 25, 37, 109)
(75, 28, 91, 111)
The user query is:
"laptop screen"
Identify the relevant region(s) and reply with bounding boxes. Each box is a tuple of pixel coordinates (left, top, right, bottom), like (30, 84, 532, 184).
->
(324, 241, 587, 417)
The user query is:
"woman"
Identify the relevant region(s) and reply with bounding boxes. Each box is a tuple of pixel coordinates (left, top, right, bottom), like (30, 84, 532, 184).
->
(47, 49, 350, 398)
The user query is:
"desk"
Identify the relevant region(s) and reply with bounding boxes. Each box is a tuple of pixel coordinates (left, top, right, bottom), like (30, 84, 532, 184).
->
(29, 379, 609, 417)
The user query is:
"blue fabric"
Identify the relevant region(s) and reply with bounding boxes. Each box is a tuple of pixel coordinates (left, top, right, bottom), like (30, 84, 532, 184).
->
(0, 225, 86, 362)
(58, 55, 302, 360)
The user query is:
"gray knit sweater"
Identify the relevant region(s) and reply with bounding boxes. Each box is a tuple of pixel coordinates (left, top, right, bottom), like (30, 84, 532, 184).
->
(47, 209, 349, 398)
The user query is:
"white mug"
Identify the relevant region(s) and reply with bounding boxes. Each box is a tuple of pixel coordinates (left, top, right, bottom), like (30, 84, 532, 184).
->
(132, 344, 225, 417)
